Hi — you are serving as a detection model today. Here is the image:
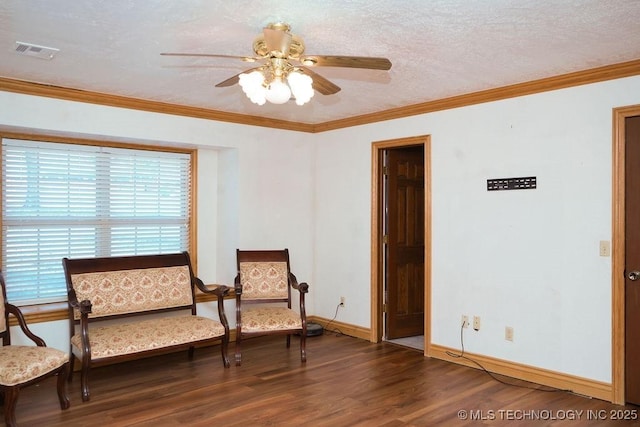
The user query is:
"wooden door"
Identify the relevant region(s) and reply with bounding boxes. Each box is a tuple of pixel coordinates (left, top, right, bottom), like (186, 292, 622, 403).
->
(385, 145, 425, 339)
(625, 115, 640, 405)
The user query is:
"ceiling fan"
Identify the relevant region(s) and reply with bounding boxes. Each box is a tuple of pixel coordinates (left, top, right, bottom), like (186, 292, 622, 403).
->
(161, 23, 392, 105)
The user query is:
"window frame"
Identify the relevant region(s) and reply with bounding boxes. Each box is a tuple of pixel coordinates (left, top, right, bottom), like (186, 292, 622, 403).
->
(1, 130, 199, 310)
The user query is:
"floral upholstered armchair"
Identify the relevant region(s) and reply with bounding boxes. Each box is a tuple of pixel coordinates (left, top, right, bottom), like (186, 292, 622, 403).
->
(0, 271, 70, 427)
(234, 249, 309, 366)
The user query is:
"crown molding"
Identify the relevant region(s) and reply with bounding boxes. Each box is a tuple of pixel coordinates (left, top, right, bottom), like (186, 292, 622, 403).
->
(0, 77, 314, 133)
(2, 58, 639, 134)
(312, 58, 640, 132)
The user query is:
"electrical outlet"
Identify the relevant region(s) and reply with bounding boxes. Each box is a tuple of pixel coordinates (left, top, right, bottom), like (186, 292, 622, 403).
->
(461, 315, 469, 328)
(505, 326, 514, 341)
(473, 316, 481, 331)
(340, 296, 345, 306)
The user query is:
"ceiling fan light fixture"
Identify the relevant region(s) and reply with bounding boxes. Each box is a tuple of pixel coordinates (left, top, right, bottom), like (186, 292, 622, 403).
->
(265, 76, 291, 104)
(239, 69, 314, 106)
(288, 71, 314, 106)
(239, 70, 267, 105)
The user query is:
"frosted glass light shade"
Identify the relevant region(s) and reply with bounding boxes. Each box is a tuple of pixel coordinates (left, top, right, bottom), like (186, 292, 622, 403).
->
(287, 71, 314, 106)
(265, 77, 291, 104)
(239, 70, 315, 106)
(239, 71, 267, 105)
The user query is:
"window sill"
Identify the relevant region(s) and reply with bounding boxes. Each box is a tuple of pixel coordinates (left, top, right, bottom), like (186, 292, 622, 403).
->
(11, 301, 69, 326)
(11, 285, 236, 326)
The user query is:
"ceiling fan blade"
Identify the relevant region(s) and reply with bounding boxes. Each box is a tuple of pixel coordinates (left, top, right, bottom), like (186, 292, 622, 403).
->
(299, 67, 341, 95)
(263, 27, 292, 56)
(299, 55, 392, 70)
(161, 52, 257, 62)
(214, 67, 262, 87)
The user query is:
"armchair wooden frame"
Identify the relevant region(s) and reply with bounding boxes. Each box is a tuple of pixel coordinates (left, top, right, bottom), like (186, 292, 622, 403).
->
(234, 249, 309, 366)
(0, 272, 70, 427)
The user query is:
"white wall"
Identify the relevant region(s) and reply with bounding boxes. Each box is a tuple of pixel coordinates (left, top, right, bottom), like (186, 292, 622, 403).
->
(3, 75, 640, 385)
(313, 76, 640, 384)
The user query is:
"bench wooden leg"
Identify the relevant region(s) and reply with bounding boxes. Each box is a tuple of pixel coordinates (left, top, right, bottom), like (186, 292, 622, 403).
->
(80, 358, 91, 402)
(67, 352, 75, 383)
(57, 363, 71, 410)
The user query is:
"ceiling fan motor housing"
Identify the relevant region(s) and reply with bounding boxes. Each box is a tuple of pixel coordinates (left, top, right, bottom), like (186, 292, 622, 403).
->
(253, 23, 305, 59)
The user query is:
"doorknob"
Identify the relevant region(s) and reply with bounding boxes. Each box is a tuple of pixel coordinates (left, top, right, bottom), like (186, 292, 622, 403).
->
(628, 271, 640, 281)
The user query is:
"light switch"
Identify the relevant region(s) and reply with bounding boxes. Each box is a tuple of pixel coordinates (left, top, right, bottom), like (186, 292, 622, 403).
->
(599, 240, 611, 257)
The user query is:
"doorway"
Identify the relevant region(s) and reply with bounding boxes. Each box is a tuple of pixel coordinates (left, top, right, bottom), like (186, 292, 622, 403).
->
(612, 105, 640, 405)
(370, 136, 431, 354)
(624, 114, 640, 405)
(385, 145, 425, 342)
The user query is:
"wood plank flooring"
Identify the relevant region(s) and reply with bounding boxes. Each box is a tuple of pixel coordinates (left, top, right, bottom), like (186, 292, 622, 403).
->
(11, 333, 640, 426)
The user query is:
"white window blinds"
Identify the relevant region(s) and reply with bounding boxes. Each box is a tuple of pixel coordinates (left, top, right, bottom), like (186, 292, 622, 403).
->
(1, 138, 192, 304)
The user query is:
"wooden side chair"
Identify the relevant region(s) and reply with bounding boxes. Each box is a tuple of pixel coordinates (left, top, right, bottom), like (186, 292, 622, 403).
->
(0, 272, 70, 427)
(234, 249, 309, 366)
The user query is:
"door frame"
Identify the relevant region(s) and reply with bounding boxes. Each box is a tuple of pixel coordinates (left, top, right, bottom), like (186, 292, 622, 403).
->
(370, 135, 431, 354)
(612, 104, 640, 404)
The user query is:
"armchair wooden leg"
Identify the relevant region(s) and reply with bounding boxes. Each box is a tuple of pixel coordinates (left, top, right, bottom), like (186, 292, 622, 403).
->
(301, 334, 307, 363)
(3, 386, 19, 427)
(57, 363, 71, 410)
(221, 336, 230, 368)
(235, 334, 242, 366)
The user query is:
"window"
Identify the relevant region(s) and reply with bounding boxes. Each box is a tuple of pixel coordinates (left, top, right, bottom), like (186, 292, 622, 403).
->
(1, 137, 194, 305)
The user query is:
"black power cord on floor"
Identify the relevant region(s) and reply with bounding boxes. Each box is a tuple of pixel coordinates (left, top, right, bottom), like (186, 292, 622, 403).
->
(445, 321, 571, 393)
(323, 302, 345, 336)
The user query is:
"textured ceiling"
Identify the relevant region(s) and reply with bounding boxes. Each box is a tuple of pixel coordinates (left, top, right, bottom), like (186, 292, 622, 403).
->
(1, 0, 640, 125)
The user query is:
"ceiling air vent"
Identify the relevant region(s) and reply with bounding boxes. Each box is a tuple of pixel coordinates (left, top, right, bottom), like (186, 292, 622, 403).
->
(15, 41, 59, 60)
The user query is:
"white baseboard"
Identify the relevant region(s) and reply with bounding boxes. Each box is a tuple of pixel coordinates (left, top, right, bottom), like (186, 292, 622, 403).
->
(429, 344, 612, 402)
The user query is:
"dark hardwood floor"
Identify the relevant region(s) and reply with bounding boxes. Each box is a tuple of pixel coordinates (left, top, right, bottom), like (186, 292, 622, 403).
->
(10, 333, 639, 426)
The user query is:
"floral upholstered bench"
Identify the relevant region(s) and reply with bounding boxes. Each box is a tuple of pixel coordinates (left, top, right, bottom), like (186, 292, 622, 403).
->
(62, 252, 230, 402)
